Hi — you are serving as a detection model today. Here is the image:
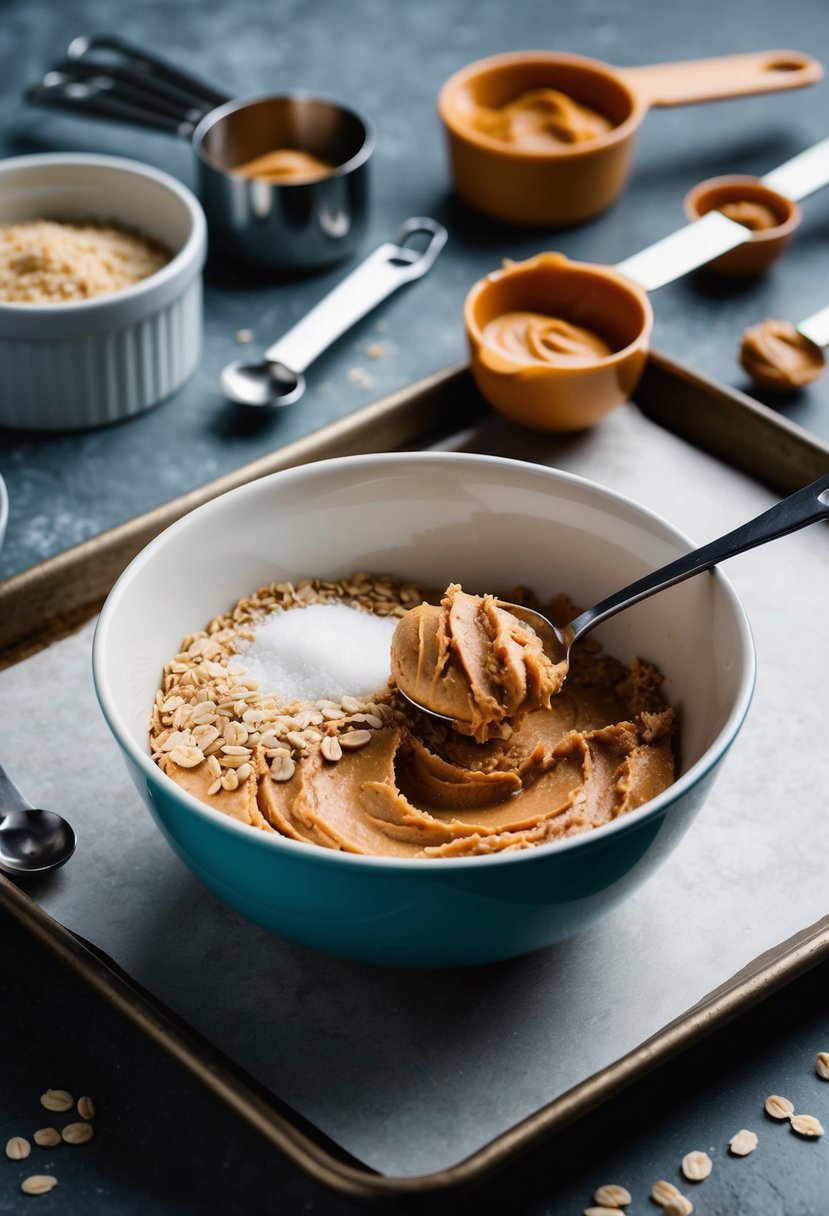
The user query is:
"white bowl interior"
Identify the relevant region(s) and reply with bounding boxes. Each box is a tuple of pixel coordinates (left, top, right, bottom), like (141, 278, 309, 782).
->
(98, 454, 752, 804)
(0, 157, 194, 254)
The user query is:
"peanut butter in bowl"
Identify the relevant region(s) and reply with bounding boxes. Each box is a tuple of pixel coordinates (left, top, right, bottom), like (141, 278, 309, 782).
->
(152, 574, 676, 859)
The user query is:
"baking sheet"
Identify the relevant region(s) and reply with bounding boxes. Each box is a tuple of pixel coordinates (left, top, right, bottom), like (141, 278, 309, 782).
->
(3, 398, 828, 1178)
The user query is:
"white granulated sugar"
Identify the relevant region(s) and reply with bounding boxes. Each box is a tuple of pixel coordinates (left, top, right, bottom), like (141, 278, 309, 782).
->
(231, 603, 397, 702)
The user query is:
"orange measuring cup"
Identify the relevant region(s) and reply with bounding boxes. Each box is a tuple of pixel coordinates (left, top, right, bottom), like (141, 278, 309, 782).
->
(464, 210, 752, 431)
(439, 49, 822, 225)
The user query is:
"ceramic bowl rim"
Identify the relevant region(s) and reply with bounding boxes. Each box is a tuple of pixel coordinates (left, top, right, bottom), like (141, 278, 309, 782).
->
(0, 152, 207, 320)
(93, 451, 756, 872)
(0, 471, 8, 551)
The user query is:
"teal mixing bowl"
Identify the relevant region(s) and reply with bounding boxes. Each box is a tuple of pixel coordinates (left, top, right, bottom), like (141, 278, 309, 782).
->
(93, 452, 755, 966)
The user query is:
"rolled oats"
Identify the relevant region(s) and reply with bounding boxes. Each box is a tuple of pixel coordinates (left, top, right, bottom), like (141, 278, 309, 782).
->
(680, 1151, 711, 1182)
(5, 1136, 30, 1159)
(168, 744, 205, 769)
(321, 736, 343, 762)
(33, 1128, 61, 1148)
(270, 754, 295, 782)
(765, 1094, 794, 1120)
(21, 1176, 57, 1195)
(61, 1121, 94, 1145)
(40, 1089, 73, 1113)
(340, 730, 372, 750)
(816, 1051, 829, 1080)
(791, 1114, 824, 1137)
(592, 1184, 630, 1208)
(728, 1128, 758, 1156)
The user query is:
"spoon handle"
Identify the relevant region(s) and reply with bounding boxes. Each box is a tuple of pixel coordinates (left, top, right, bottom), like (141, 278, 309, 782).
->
(570, 472, 829, 640)
(264, 219, 447, 372)
(0, 760, 34, 815)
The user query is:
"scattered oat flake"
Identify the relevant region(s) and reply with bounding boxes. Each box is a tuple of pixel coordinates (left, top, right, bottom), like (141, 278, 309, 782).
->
(651, 1179, 691, 1211)
(593, 1183, 631, 1207)
(346, 366, 374, 389)
(33, 1128, 61, 1148)
(816, 1051, 829, 1079)
(21, 1175, 58, 1195)
(77, 1094, 95, 1119)
(5, 1136, 30, 1159)
(791, 1114, 824, 1137)
(681, 1150, 712, 1181)
(235, 328, 254, 344)
(765, 1094, 794, 1119)
(584, 1207, 620, 1215)
(663, 1202, 693, 1216)
(40, 1089, 73, 1112)
(728, 1128, 758, 1156)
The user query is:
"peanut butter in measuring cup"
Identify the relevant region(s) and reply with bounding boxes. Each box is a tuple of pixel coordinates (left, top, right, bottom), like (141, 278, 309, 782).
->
(470, 88, 613, 149)
(231, 148, 335, 183)
(465, 253, 652, 432)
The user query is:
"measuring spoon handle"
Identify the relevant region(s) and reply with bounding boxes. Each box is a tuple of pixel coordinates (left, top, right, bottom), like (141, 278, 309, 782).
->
(762, 136, 829, 202)
(264, 218, 447, 372)
(616, 210, 750, 292)
(570, 472, 829, 640)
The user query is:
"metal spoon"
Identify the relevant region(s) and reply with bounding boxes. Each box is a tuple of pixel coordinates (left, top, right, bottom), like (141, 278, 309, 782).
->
(398, 471, 829, 723)
(220, 217, 447, 407)
(0, 760, 76, 876)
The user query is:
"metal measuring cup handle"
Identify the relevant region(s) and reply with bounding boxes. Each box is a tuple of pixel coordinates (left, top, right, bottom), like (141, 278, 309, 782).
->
(26, 34, 230, 137)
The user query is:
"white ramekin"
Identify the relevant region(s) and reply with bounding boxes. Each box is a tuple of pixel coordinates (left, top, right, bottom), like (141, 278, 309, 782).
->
(0, 153, 207, 431)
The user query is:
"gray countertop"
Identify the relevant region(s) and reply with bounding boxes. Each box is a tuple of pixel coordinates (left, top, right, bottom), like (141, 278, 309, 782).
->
(2, 0, 829, 1212)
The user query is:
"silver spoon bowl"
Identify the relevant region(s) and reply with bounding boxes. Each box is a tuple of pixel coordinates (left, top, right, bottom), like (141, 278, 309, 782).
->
(0, 760, 76, 877)
(399, 471, 829, 724)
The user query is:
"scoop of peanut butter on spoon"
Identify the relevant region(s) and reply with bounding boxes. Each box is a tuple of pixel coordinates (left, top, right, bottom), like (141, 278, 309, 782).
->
(390, 584, 568, 742)
(739, 318, 826, 391)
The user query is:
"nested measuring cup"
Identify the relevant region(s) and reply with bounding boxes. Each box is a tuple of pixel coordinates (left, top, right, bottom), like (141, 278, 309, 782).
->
(464, 210, 753, 430)
(438, 49, 822, 225)
(26, 35, 374, 270)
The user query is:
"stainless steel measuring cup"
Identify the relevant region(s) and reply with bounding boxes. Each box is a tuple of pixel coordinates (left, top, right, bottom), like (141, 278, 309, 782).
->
(26, 35, 375, 270)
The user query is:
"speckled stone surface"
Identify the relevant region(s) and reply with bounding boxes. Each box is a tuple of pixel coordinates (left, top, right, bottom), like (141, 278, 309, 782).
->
(2, 0, 829, 1212)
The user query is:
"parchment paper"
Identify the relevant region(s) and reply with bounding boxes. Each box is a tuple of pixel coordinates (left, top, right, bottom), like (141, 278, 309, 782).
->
(4, 402, 828, 1177)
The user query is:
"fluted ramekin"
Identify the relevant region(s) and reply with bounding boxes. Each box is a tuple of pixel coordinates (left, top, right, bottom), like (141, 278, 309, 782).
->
(0, 153, 207, 431)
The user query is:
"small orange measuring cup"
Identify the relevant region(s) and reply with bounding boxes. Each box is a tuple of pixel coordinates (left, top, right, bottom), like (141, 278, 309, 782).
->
(439, 49, 822, 225)
(684, 136, 829, 274)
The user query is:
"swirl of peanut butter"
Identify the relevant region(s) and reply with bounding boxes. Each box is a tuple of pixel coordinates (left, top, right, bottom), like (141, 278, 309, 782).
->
(473, 88, 612, 149)
(390, 583, 568, 742)
(232, 149, 334, 184)
(739, 319, 825, 391)
(481, 310, 612, 366)
(717, 200, 780, 232)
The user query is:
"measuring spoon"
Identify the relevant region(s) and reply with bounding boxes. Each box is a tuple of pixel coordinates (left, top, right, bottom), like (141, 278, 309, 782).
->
(685, 136, 829, 275)
(0, 760, 76, 877)
(740, 302, 829, 391)
(221, 218, 447, 407)
(397, 472, 829, 727)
